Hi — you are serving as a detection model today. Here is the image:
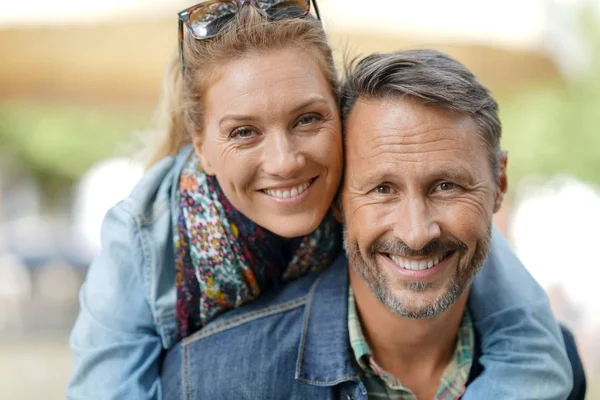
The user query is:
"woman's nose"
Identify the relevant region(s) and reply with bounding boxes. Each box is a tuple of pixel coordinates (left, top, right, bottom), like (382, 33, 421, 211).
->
(261, 131, 307, 178)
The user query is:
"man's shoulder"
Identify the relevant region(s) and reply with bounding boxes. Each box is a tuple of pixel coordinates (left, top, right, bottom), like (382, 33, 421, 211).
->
(182, 253, 349, 342)
(166, 297, 308, 399)
(161, 254, 352, 400)
(181, 259, 332, 345)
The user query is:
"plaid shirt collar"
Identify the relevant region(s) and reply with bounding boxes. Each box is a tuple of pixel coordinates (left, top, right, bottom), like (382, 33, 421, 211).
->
(348, 288, 474, 399)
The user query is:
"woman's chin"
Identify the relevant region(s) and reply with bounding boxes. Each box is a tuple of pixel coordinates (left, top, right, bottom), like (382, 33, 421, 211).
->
(258, 212, 324, 238)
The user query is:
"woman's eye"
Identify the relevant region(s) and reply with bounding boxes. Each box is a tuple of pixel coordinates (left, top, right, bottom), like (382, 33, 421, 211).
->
(435, 182, 457, 192)
(296, 114, 321, 126)
(230, 128, 256, 139)
(374, 185, 393, 194)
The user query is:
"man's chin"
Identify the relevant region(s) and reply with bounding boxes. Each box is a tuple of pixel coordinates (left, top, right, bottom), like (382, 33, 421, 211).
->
(371, 266, 464, 319)
(376, 287, 447, 319)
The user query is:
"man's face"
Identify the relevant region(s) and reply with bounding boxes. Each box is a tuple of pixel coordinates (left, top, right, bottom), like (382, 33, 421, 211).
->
(341, 97, 506, 319)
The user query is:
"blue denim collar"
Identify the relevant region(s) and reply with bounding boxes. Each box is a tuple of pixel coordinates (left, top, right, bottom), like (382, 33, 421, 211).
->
(170, 144, 195, 207)
(295, 254, 361, 386)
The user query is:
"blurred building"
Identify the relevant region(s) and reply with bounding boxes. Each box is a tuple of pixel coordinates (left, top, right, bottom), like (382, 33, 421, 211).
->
(511, 176, 600, 373)
(0, 0, 592, 105)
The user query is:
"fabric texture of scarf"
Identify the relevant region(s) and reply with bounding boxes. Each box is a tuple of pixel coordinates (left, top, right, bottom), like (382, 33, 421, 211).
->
(174, 152, 342, 340)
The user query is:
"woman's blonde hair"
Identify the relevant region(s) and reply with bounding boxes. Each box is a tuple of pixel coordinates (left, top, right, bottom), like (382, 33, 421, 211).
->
(147, 6, 337, 167)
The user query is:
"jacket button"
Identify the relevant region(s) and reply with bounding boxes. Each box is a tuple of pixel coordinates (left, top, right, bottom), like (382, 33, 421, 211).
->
(346, 396, 353, 400)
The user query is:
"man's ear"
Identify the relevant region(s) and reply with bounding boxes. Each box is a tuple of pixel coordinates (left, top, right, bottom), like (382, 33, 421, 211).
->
(493, 150, 508, 213)
(192, 136, 216, 176)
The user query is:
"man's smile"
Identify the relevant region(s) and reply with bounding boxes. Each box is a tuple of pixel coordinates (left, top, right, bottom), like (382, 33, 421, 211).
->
(377, 251, 457, 280)
(385, 251, 454, 271)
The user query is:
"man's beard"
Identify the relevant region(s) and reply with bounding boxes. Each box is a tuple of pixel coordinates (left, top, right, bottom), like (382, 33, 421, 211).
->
(343, 226, 491, 319)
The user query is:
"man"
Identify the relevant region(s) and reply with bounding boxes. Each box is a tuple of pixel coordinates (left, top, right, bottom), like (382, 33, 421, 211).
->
(162, 50, 585, 399)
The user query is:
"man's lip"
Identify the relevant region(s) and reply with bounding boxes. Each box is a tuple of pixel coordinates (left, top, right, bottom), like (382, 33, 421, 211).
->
(385, 250, 453, 264)
(378, 250, 456, 279)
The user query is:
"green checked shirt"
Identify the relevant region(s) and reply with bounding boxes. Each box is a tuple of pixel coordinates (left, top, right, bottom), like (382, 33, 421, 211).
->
(348, 288, 474, 400)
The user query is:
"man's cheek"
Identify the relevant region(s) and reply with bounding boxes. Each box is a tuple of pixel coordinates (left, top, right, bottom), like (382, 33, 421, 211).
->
(440, 203, 486, 231)
(448, 194, 494, 222)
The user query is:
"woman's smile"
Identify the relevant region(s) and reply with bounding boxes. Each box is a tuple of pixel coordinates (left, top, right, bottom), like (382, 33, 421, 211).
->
(260, 177, 317, 204)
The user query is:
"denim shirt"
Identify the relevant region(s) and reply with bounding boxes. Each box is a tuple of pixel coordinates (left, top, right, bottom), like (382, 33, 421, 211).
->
(67, 145, 573, 400)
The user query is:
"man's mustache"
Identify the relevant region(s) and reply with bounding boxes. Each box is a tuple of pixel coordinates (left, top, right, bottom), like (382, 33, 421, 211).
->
(369, 237, 468, 258)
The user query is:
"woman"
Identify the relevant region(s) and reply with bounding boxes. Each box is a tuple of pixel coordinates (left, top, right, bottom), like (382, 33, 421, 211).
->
(67, 1, 572, 399)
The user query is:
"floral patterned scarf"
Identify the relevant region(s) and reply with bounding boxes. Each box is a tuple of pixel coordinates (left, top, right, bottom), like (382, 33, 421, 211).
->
(174, 152, 342, 340)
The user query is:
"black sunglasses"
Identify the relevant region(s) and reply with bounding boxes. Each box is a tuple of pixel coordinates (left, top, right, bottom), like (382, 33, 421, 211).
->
(177, 0, 321, 75)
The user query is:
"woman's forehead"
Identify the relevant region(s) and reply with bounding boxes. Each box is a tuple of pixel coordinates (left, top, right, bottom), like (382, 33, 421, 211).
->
(204, 48, 335, 113)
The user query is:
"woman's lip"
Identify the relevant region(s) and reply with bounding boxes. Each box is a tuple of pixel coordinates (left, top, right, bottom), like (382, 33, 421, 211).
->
(260, 177, 316, 192)
(378, 251, 456, 280)
(260, 177, 317, 205)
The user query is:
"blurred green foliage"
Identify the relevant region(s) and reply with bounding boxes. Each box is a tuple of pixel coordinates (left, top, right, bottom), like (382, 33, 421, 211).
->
(500, 14, 600, 191)
(0, 14, 599, 205)
(0, 102, 149, 201)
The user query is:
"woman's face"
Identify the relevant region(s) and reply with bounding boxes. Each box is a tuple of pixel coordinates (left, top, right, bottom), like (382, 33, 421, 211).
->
(195, 48, 343, 238)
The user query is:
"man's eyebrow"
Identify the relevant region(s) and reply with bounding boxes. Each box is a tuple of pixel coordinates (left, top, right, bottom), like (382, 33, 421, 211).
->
(352, 165, 476, 186)
(432, 165, 476, 182)
(352, 169, 399, 188)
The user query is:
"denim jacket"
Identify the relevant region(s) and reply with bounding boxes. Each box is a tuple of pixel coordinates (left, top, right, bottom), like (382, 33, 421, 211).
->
(161, 255, 579, 400)
(67, 145, 573, 399)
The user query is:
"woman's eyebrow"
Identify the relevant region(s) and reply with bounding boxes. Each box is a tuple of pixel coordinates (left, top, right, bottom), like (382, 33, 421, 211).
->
(289, 96, 330, 114)
(219, 114, 259, 127)
(219, 96, 330, 128)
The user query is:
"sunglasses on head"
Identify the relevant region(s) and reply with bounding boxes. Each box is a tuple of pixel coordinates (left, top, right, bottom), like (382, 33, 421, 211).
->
(177, 0, 321, 74)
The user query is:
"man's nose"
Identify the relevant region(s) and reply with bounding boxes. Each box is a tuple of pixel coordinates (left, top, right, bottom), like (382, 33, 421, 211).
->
(393, 196, 441, 251)
(262, 131, 306, 178)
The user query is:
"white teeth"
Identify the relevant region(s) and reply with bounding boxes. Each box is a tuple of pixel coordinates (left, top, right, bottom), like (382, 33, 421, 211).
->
(264, 181, 311, 200)
(389, 254, 445, 271)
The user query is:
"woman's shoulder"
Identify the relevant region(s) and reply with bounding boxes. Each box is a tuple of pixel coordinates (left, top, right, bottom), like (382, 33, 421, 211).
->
(89, 146, 193, 349)
(120, 145, 193, 225)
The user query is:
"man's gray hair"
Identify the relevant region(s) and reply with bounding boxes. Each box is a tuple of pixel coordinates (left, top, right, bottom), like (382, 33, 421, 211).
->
(340, 49, 502, 175)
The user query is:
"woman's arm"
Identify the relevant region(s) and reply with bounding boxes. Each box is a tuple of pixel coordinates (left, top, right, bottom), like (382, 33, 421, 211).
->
(464, 226, 573, 399)
(67, 204, 163, 400)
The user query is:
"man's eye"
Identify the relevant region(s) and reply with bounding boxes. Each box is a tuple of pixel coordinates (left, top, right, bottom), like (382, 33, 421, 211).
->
(230, 128, 256, 139)
(374, 185, 393, 194)
(435, 182, 457, 192)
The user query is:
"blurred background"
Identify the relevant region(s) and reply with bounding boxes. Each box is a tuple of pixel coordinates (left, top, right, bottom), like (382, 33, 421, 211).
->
(1, 0, 599, 398)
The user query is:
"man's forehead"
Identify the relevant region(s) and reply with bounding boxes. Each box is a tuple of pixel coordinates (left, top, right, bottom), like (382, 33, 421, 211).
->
(344, 97, 479, 157)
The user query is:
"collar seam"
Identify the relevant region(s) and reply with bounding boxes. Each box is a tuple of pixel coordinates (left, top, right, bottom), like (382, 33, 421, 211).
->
(296, 374, 361, 387)
(182, 295, 307, 345)
(295, 269, 360, 386)
(295, 272, 326, 379)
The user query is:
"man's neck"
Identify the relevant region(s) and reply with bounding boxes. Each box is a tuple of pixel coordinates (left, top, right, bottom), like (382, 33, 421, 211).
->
(349, 267, 469, 400)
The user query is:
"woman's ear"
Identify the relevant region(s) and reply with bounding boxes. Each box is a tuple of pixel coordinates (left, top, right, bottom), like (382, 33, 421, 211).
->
(193, 137, 216, 176)
(332, 197, 344, 223)
(493, 151, 508, 213)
